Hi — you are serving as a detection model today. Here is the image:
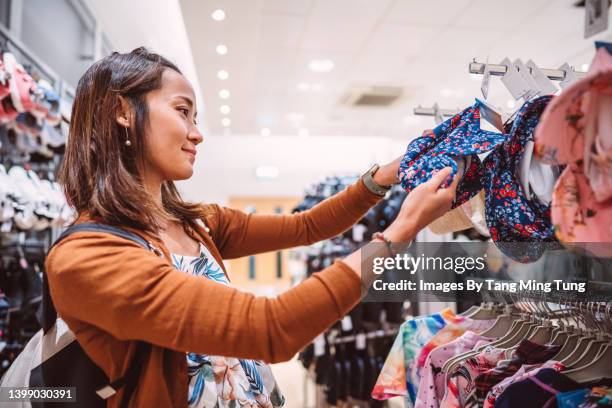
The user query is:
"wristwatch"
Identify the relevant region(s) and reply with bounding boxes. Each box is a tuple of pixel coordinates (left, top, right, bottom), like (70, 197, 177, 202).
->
(361, 164, 392, 197)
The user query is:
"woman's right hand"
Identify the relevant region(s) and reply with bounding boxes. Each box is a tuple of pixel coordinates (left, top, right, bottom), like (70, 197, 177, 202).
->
(384, 167, 458, 242)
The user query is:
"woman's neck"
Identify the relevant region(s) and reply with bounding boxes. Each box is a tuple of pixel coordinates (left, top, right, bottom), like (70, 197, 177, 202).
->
(142, 173, 164, 214)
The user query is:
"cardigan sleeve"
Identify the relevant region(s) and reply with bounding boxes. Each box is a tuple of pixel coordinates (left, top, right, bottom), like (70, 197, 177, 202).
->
(46, 232, 363, 363)
(208, 178, 383, 259)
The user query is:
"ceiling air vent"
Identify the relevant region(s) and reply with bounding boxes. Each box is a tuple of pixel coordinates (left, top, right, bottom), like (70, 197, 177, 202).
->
(340, 84, 404, 107)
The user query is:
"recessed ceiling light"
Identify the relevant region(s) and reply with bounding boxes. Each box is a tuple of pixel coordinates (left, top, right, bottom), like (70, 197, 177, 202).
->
(222, 118, 231, 127)
(298, 128, 309, 138)
(211, 9, 225, 21)
(308, 59, 334, 73)
(219, 89, 230, 99)
(297, 82, 311, 91)
(217, 70, 229, 80)
(255, 165, 279, 179)
(506, 99, 516, 109)
(216, 44, 228, 55)
(220, 105, 231, 115)
(581, 63, 590, 71)
(261, 127, 271, 137)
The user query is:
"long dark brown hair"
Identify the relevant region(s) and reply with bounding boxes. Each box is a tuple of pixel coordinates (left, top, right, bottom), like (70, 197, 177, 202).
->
(59, 47, 204, 233)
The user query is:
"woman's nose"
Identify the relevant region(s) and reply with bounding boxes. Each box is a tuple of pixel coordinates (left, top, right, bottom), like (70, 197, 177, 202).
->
(189, 127, 204, 145)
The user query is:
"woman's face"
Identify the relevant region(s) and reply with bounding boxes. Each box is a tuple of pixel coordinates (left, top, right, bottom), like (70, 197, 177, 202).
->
(142, 69, 203, 182)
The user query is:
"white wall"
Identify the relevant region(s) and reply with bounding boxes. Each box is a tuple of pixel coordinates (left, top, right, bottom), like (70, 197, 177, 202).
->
(84, 0, 206, 133)
(176, 134, 409, 205)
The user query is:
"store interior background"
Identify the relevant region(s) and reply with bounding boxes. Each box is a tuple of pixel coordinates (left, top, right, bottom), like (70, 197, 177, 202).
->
(3, 0, 611, 406)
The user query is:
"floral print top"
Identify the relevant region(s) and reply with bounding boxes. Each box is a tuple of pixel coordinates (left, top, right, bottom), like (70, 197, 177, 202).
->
(171, 243, 285, 408)
(371, 308, 458, 406)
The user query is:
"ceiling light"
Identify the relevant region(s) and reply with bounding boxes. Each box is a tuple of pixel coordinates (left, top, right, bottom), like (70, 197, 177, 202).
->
(298, 128, 309, 138)
(217, 70, 229, 80)
(470, 73, 481, 81)
(211, 9, 225, 21)
(260, 127, 271, 137)
(220, 105, 231, 115)
(222, 118, 231, 127)
(308, 59, 334, 73)
(255, 165, 279, 179)
(219, 89, 230, 99)
(297, 82, 311, 91)
(506, 99, 516, 109)
(581, 63, 590, 71)
(216, 44, 228, 55)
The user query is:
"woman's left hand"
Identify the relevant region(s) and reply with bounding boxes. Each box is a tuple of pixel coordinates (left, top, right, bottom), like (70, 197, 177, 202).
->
(373, 155, 403, 187)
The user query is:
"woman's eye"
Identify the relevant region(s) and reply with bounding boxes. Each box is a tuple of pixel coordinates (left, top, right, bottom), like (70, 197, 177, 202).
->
(178, 107, 189, 117)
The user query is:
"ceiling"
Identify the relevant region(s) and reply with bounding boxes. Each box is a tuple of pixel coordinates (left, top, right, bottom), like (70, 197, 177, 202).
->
(179, 0, 611, 140)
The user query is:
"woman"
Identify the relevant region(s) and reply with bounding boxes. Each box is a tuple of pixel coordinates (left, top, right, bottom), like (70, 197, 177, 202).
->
(47, 48, 458, 407)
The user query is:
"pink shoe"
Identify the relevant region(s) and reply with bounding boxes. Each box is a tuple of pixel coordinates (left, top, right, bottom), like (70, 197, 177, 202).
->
(0, 57, 11, 100)
(3, 52, 36, 113)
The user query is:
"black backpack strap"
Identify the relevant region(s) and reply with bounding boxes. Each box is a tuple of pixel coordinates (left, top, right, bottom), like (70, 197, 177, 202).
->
(95, 341, 152, 407)
(38, 223, 158, 405)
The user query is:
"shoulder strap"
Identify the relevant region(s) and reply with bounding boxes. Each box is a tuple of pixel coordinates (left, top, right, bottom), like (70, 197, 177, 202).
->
(53, 223, 153, 253)
(38, 223, 156, 406)
(39, 223, 155, 333)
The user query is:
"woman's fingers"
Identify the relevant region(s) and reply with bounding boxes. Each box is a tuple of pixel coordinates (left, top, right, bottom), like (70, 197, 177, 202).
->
(428, 167, 453, 190)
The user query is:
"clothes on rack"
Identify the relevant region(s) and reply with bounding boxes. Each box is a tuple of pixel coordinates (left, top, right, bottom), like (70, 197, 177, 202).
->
(371, 307, 495, 404)
(293, 176, 411, 407)
(397, 45, 612, 264)
(370, 301, 612, 408)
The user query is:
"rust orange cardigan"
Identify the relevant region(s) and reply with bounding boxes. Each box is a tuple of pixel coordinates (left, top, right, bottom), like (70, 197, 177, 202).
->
(45, 178, 382, 407)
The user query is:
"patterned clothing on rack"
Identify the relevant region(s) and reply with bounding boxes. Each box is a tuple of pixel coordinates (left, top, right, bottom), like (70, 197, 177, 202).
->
(371, 308, 456, 405)
(468, 339, 561, 405)
(398, 102, 508, 208)
(415, 331, 494, 408)
(440, 346, 506, 408)
(494, 368, 581, 408)
(483, 360, 565, 408)
(416, 319, 495, 370)
(171, 244, 285, 408)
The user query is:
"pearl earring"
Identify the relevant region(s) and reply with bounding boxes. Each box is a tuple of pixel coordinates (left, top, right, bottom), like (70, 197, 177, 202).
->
(124, 126, 131, 147)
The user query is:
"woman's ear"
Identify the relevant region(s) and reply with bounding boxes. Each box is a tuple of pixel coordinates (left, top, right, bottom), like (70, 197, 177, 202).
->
(115, 95, 132, 128)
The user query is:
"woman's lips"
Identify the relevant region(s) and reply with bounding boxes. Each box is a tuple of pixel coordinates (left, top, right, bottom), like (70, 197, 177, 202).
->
(183, 148, 196, 162)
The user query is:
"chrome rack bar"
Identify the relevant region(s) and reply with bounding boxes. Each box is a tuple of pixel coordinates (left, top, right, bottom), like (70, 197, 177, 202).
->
(413, 105, 458, 118)
(469, 61, 587, 81)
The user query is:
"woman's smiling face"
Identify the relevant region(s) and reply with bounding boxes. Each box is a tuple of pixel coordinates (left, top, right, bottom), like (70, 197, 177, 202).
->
(142, 68, 203, 182)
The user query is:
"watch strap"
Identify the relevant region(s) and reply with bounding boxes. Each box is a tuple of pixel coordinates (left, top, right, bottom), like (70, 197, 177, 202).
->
(362, 164, 391, 196)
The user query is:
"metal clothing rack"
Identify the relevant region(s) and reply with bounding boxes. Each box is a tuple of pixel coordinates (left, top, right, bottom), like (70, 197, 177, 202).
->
(330, 327, 398, 345)
(413, 104, 458, 118)
(468, 60, 587, 81)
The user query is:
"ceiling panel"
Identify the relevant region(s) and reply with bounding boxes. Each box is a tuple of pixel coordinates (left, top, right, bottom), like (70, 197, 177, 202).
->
(180, 0, 612, 138)
(453, 0, 551, 29)
(261, 0, 312, 15)
(385, 0, 475, 26)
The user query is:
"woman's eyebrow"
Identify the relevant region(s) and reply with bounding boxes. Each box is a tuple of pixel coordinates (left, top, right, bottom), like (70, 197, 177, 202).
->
(174, 95, 194, 108)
